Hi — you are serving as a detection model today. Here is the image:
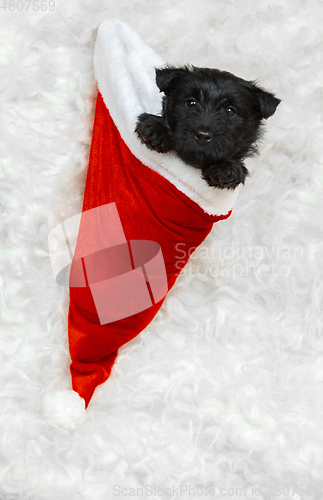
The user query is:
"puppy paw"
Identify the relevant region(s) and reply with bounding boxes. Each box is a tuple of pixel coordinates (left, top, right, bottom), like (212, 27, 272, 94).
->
(202, 159, 249, 189)
(135, 113, 173, 153)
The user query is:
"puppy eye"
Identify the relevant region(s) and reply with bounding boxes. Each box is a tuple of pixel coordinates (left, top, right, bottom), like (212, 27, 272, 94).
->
(226, 106, 237, 117)
(185, 99, 197, 108)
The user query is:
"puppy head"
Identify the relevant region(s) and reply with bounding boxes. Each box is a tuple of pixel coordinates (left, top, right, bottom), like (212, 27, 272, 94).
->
(156, 66, 280, 188)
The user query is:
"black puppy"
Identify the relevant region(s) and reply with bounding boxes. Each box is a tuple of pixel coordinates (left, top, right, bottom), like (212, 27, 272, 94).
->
(135, 66, 280, 189)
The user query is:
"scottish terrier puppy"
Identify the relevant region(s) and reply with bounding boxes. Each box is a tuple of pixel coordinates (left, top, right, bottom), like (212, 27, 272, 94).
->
(135, 66, 280, 189)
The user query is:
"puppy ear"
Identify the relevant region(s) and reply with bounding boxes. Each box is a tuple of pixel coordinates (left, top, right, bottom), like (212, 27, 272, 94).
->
(257, 90, 281, 119)
(155, 67, 185, 95)
(248, 81, 281, 119)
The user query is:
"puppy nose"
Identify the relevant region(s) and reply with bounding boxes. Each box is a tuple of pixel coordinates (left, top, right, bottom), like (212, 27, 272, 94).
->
(195, 129, 213, 144)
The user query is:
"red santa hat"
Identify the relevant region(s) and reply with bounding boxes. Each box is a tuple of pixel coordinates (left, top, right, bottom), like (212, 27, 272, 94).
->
(63, 20, 240, 407)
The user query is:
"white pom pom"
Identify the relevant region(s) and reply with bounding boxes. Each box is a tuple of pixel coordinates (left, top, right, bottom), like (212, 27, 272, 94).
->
(43, 390, 86, 429)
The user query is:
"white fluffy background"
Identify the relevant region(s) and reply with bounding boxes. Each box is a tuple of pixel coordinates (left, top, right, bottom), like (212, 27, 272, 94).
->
(1, 0, 323, 499)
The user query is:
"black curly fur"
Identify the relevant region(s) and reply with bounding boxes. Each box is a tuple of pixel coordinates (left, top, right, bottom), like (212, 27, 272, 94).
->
(135, 65, 280, 189)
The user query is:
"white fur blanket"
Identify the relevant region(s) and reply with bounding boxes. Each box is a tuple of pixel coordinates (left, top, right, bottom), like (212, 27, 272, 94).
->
(1, 1, 323, 498)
